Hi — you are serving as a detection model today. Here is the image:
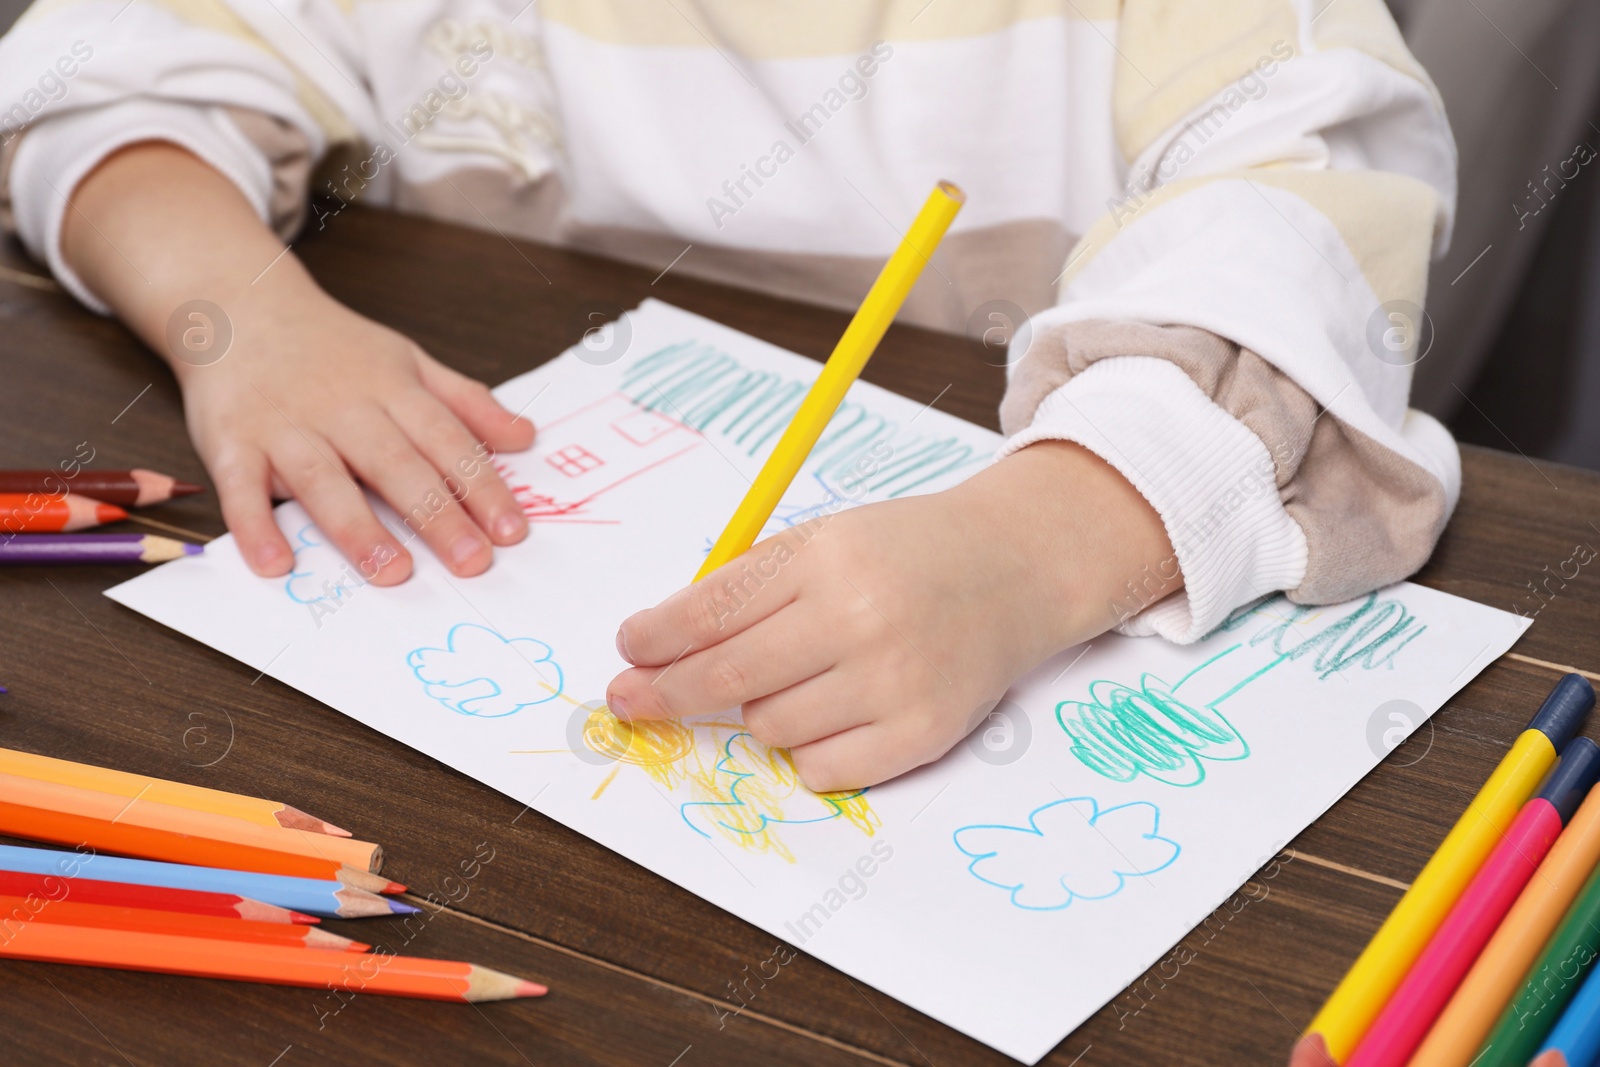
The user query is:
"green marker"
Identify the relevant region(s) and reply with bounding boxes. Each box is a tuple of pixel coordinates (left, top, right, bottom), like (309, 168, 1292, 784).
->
(1476, 860, 1600, 1067)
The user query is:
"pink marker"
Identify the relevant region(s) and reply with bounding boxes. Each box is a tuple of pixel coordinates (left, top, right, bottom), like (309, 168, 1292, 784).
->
(1346, 736, 1600, 1067)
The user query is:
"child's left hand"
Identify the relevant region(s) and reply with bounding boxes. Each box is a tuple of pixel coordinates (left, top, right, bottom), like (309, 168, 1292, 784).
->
(605, 441, 1181, 791)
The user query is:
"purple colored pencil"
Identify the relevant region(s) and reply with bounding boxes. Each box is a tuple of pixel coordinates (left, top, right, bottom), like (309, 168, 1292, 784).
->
(0, 533, 203, 565)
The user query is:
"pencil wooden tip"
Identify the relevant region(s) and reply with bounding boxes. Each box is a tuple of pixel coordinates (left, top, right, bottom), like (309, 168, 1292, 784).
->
(333, 887, 407, 918)
(1288, 1033, 1331, 1067)
(335, 867, 390, 894)
(304, 928, 361, 951)
(236, 897, 309, 924)
(274, 806, 353, 837)
(464, 964, 548, 1001)
(1530, 1053, 1568, 1067)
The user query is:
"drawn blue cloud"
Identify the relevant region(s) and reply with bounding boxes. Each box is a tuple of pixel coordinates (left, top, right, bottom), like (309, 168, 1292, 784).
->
(283, 523, 351, 605)
(953, 797, 1180, 911)
(679, 731, 868, 838)
(406, 623, 564, 718)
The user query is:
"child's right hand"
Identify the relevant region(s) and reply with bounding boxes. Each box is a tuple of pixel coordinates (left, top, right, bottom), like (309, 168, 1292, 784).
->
(59, 141, 533, 583)
(170, 286, 534, 583)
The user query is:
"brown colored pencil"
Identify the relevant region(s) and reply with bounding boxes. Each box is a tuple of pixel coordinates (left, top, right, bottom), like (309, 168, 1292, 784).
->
(0, 773, 381, 871)
(0, 924, 547, 1000)
(0, 469, 203, 506)
(0, 895, 363, 951)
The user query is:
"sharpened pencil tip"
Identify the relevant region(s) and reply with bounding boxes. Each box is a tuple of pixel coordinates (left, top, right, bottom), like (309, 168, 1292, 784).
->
(515, 980, 548, 997)
(172, 481, 205, 497)
(382, 881, 407, 894)
(388, 900, 422, 915)
(182, 542, 204, 555)
(290, 912, 320, 925)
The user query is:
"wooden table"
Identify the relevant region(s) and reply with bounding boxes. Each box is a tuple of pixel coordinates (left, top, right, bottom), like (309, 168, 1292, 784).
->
(3, 206, 1598, 1067)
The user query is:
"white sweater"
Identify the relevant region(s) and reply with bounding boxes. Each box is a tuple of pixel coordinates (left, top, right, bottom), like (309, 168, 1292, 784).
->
(0, 0, 1460, 641)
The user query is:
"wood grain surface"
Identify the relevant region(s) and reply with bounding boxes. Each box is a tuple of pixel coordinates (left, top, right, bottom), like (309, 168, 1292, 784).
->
(2, 208, 1597, 1066)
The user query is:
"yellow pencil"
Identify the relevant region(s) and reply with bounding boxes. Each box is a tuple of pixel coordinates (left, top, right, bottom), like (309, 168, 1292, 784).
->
(694, 180, 965, 580)
(1305, 674, 1593, 1062)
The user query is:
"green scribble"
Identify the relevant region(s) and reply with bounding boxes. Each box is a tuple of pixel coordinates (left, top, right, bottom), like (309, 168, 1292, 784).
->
(1056, 674, 1249, 787)
(621, 340, 988, 496)
(1219, 592, 1426, 680)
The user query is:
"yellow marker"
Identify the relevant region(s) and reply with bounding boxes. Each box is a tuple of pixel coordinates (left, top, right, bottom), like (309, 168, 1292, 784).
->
(1306, 674, 1593, 1062)
(694, 180, 965, 580)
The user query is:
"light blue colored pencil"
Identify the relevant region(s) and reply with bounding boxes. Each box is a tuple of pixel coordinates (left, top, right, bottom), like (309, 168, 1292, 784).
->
(1541, 958, 1600, 1067)
(0, 844, 416, 918)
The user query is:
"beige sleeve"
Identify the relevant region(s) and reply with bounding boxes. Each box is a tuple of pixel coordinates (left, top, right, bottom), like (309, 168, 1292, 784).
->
(1000, 320, 1449, 606)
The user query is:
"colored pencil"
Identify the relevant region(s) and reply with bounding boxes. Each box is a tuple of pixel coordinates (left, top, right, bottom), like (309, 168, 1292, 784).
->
(0, 533, 201, 564)
(1539, 958, 1600, 1067)
(0, 771, 380, 871)
(0, 746, 349, 835)
(0, 870, 313, 924)
(0, 492, 126, 532)
(0, 896, 363, 951)
(0, 924, 544, 1000)
(1346, 737, 1600, 1067)
(0, 845, 415, 919)
(1474, 859, 1600, 1067)
(694, 180, 964, 579)
(1411, 783, 1600, 1066)
(0, 791, 385, 881)
(1305, 673, 1594, 1062)
(0, 469, 203, 506)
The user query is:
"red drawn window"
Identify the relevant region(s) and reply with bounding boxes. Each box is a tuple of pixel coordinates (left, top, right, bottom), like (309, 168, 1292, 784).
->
(546, 445, 605, 477)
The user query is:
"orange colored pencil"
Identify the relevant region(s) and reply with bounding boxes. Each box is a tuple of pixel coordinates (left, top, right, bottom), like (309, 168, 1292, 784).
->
(0, 795, 378, 882)
(0, 773, 380, 871)
(0, 924, 547, 1000)
(1410, 785, 1600, 1066)
(0, 493, 126, 532)
(0, 895, 362, 951)
(0, 745, 350, 836)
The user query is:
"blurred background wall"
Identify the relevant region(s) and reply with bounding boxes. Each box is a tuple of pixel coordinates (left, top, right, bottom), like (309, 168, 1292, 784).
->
(3, 0, 1597, 468)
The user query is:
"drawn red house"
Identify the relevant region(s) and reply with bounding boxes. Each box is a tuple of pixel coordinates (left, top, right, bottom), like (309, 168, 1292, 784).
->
(499, 392, 703, 522)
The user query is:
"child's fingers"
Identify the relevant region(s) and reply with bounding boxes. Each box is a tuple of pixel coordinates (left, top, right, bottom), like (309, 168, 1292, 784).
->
(387, 388, 528, 546)
(212, 447, 293, 576)
(331, 411, 492, 577)
(789, 720, 929, 793)
(271, 432, 411, 585)
(607, 605, 835, 722)
(739, 668, 865, 750)
(414, 352, 536, 453)
(616, 535, 803, 666)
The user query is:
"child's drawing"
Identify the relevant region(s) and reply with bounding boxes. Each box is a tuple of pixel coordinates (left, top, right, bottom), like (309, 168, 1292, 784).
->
(1056, 674, 1249, 788)
(953, 797, 1180, 911)
(406, 623, 564, 717)
(1055, 593, 1430, 787)
(527, 705, 877, 862)
(282, 523, 351, 605)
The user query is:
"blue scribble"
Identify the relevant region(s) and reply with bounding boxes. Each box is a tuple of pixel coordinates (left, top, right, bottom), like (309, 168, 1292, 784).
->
(406, 623, 564, 718)
(954, 797, 1180, 911)
(679, 731, 868, 838)
(283, 523, 351, 605)
(1216, 592, 1426, 680)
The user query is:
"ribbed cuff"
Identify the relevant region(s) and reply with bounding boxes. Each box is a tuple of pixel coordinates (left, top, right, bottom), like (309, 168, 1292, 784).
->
(10, 99, 273, 314)
(998, 355, 1309, 643)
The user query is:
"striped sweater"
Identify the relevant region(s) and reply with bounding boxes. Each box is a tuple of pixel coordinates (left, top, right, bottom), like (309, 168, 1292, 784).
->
(0, 0, 1459, 642)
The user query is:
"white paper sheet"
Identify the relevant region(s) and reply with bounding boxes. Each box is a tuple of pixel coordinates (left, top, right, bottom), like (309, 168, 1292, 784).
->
(107, 299, 1530, 1063)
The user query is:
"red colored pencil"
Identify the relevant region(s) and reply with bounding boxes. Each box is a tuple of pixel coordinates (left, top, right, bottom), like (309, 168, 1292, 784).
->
(0, 493, 126, 532)
(0, 469, 203, 506)
(0, 895, 362, 951)
(0, 870, 316, 924)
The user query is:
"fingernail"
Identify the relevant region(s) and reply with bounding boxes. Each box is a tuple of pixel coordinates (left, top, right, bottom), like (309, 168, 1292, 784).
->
(494, 512, 525, 542)
(450, 534, 487, 568)
(615, 628, 634, 665)
(255, 543, 283, 568)
(609, 694, 631, 720)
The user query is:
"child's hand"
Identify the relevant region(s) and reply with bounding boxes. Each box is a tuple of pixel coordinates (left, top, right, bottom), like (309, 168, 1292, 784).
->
(171, 288, 534, 583)
(606, 441, 1180, 791)
(58, 142, 533, 584)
